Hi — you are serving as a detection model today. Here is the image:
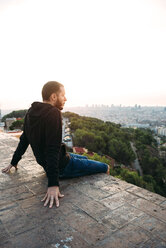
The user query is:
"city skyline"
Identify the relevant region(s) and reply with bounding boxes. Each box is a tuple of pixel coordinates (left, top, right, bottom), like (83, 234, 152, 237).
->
(0, 0, 166, 110)
(1, 104, 166, 118)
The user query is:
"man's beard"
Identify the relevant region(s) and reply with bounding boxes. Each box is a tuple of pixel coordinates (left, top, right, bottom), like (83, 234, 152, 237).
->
(54, 98, 63, 110)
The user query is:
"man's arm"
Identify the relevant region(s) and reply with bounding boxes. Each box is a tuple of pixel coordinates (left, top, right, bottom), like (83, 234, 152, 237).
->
(42, 108, 64, 208)
(10, 131, 29, 166)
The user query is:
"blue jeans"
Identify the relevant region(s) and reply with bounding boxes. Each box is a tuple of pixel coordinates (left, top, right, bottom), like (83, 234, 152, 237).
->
(59, 153, 108, 178)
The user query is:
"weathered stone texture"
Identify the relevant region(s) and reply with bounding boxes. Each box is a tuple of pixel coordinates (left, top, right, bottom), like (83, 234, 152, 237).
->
(0, 132, 166, 248)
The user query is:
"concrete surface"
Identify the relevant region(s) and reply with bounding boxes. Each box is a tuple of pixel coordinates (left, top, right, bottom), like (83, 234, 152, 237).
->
(0, 132, 166, 248)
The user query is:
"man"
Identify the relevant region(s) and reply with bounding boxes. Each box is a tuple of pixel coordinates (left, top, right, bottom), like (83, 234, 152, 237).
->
(2, 81, 109, 208)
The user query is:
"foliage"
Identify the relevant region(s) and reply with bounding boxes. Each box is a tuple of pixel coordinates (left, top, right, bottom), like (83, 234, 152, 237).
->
(133, 128, 166, 196)
(62, 112, 79, 119)
(9, 119, 24, 130)
(82, 152, 110, 164)
(67, 113, 136, 165)
(160, 136, 166, 144)
(2, 110, 27, 122)
(134, 128, 156, 146)
(65, 111, 166, 197)
(108, 138, 135, 165)
(111, 167, 158, 192)
(160, 146, 166, 151)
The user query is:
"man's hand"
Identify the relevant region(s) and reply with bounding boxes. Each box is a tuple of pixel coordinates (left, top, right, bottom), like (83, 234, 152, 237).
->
(2, 164, 18, 173)
(41, 186, 64, 208)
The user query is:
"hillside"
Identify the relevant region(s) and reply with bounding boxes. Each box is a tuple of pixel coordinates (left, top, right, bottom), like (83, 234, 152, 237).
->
(1, 109, 27, 122)
(63, 112, 166, 197)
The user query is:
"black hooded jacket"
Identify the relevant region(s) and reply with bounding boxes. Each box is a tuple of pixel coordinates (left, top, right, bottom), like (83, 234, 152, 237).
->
(11, 102, 70, 187)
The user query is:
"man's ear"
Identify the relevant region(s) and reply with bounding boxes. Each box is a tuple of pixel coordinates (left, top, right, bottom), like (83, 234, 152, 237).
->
(50, 93, 57, 102)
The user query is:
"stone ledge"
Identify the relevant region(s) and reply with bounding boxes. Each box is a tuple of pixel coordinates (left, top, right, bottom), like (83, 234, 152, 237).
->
(0, 132, 166, 248)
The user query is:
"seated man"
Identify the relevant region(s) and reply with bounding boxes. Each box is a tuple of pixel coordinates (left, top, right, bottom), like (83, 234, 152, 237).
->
(2, 81, 109, 209)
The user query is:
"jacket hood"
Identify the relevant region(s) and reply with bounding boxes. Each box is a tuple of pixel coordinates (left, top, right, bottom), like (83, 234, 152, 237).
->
(26, 102, 54, 127)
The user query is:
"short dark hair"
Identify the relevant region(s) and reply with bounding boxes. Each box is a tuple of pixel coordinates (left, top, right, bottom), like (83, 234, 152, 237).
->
(42, 81, 63, 101)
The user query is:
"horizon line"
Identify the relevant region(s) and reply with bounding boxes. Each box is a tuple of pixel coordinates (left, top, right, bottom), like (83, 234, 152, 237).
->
(1, 104, 166, 112)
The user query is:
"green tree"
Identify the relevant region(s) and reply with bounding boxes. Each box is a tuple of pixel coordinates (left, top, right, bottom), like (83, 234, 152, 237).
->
(108, 138, 135, 165)
(2, 110, 27, 122)
(9, 119, 24, 130)
(83, 152, 110, 165)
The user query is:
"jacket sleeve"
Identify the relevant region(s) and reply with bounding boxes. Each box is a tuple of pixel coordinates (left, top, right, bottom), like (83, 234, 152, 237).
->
(44, 108, 62, 187)
(10, 130, 29, 166)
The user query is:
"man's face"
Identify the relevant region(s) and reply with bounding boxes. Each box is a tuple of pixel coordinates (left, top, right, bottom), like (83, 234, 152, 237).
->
(55, 86, 67, 110)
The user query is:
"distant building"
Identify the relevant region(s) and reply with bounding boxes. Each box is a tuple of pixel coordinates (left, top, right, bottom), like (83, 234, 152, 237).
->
(157, 127, 166, 136)
(86, 151, 95, 156)
(65, 127, 70, 133)
(0, 122, 5, 131)
(154, 136, 161, 145)
(159, 151, 166, 160)
(5, 118, 16, 130)
(73, 147, 88, 154)
(123, 123, 150, 129)
(0, 109, 4, 131)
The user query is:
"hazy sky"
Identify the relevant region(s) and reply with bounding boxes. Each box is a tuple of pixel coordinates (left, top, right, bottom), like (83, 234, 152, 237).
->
(0, 0, 166, 110)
